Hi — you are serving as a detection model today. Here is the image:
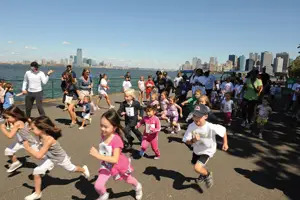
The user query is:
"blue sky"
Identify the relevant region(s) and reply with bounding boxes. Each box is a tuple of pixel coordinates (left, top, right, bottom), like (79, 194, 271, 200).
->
(0, 0, 299, 69)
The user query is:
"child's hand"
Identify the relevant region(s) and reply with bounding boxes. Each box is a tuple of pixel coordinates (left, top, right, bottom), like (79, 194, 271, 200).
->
(222, 143, 229, 151)
(138, 116, 142, 121)
(121, 112, 126, 116)
(89, 146, 99, 158)
(181, 102, 185, 106)
(180, 113, 183, 118)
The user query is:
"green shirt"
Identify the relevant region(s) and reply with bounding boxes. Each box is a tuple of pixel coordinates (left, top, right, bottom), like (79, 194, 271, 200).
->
(243, 78, 262, 101)
(187, 96, 197, 111)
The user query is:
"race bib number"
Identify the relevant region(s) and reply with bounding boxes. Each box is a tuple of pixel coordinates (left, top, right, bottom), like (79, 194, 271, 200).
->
(145, 124, 155, 134)
(125, 107, 135, 117)
(159, 85, 165, 90)
(99, 143, 113, 170)
(9, 97, 14, 105)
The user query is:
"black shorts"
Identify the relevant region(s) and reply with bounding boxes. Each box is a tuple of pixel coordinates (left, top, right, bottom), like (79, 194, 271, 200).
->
(191, 153, 210, 166)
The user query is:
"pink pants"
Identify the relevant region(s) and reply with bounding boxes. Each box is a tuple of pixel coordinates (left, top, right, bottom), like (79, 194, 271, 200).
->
(94, 169, 138, 195)
(141, 133, 160, 157)
(224, 112, 232, 124)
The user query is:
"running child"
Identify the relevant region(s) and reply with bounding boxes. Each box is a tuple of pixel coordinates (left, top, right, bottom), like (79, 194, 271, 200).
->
(138, 76, 145, 106)
(181, 89, 202, 121)
(97, 74, 115, 109)
(136, 105, 161, 159)
(0, 80, 5, 122)
(79, 95, 92, 130)
(145, 75, 155, 101)
(122, 76, 132, 92)
(159, 91, 169, 116)
(148, 92, 160, 109)
(253, 98, 272, 139)
(23, 116, 90, 200)
(161, 96, 183, 134)
(220, 93, 234, 127)
(182, 104, 228, 189)
(90, 109, 143, 200)
(3, 83, 22, 110)
(0, 106, 39, 173)
(118, 89, 143, 148)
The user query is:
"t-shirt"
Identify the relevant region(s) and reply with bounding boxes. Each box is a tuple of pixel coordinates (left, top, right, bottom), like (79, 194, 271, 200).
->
(292, 83, 300, 101)
(192, 76, 207, 95)
(66, 83, 79, 100)
(123, 81, 132, 91)
(221, 82, 234, 93)
(138, 80, 145, 91)
(221, 99, 234, 113)
(99, 134, 132, 177)
(174, 77, 183, 88)
(99, 79, 108, 91)
(234, 85, 243, 99)
(205, 75, 216, 90)
(3, 91, 14, 109)
(137, 115, 161, 135)
(83, 103, 91, 114)
(243, 78, 263, 101)
(257, 105, 272, 119)
(182, 122, 226, 157)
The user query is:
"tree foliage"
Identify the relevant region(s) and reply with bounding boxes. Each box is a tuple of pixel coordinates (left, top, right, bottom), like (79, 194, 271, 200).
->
(289, 56, 300, 78)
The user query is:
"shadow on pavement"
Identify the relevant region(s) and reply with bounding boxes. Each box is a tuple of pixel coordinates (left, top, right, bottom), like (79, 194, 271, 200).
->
(71, 175, 98, 200)
(55, 118, 72, 125)
(143, 166, 203, 193)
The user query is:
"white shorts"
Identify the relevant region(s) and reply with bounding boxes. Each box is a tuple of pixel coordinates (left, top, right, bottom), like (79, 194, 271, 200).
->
(82, 113, 91, 119)
(4, 142, 39, 156)
(99, 90, 107, 97)
(33, 155, 76, 175)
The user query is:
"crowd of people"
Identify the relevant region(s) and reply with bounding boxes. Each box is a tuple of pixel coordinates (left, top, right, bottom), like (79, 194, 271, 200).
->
(0, 61, 299, 200)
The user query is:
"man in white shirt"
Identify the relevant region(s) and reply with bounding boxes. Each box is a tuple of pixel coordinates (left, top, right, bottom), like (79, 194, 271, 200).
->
(22, 62, 54, 117)
(182, 104, 228, 188)
(204, 71, 216, 96)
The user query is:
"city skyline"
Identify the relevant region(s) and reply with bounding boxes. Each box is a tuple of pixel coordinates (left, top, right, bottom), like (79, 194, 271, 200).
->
(0, 0, 299, 69)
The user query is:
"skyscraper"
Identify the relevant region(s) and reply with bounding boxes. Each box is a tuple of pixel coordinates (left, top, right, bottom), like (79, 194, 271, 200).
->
(274, 57, 283, 73)
(276, 52, 289, 73)
(192, 57, 198, 68)
(260, 51, 273, 74)
(76, 48, 83, 67)
(238, 55, 246, 71)
(229, 55, 238, 68)
(246, 59, 255, 71)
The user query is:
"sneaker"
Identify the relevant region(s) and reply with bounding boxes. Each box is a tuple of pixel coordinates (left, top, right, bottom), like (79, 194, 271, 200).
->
(139, 150, 145, 157)
(258, 132, 263, 139)
(204, 172, 214, 189)
(154, 156, 160, 160)
(196, 174, 206, 184)
(69, 123, 76, 128)
(166, 118, 170, 123)
(170, 131, 175, 134)
(109, 105, 115, 109)
(82, 165, 90, 178)
(135, 183, 143, 200)
(176, 124, 181, 132)
(7, 160, 22, 173)
(96, 192, 109, 200)
(24, 192, 42, 200)
(89, 117, 92, 124)
(79, 126, 84, 130)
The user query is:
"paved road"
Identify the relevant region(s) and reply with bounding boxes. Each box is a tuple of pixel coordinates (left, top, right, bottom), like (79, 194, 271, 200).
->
(0, 93, 299, 200)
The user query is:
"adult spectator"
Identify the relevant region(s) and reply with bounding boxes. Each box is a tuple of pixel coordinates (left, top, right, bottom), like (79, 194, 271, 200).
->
(61, 71, 69, 111)
(78, 68, 93, 100)
(204, 70, 215, 96)
(190, 68, 206, 95)
(260, 67, 271, 96)
(241, 69, 263, 128)
(157, 72, 166, 94)
(22, 61, 54, 117)
(163, 72, 174, 95)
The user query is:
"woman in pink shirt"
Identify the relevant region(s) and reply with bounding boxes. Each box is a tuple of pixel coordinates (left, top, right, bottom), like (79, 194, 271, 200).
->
(89, 110, 143, 200)
(136, 105, 161, 159)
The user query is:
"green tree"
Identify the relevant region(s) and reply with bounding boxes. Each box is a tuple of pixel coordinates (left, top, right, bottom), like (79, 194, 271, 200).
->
(289, 56, 300, 77)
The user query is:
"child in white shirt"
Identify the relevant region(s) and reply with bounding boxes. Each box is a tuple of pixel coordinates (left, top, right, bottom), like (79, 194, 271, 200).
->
(182, 104, 228, 188)
(220, 93, 234, 127)
(122, 76, 132, 92)
(254, 98, 272, 139)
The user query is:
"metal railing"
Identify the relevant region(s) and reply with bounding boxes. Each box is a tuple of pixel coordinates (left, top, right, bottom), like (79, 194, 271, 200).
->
(7, 77, 140, 101)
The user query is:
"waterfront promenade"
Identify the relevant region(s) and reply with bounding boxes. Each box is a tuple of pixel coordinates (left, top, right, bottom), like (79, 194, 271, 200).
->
(0, 93, 299, 200)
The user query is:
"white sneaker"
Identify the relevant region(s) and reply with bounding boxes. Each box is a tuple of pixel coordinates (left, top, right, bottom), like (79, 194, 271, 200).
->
(176, 124, 181, 132)
(79, 126, 84, 130)
(154, 156, 160, 160)
(7, 160, 22, 173)
(170, 131, 175, 134)
(241, 121, 246, 127)
(135, 183, 143, 200)
(96, 192, 109, 200)
(24, 192, 42, 200)
(89, 118, 92, 124)
(82, 165, 90, 178)
(109, 105, 115, 109)
(166, 118, 170, 123)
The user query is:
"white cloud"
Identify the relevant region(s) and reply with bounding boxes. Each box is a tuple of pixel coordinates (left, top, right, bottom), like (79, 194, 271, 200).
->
(7, 41, 14, 44)
(62, 41, 71, 45)
(25, 46, 38, 50)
